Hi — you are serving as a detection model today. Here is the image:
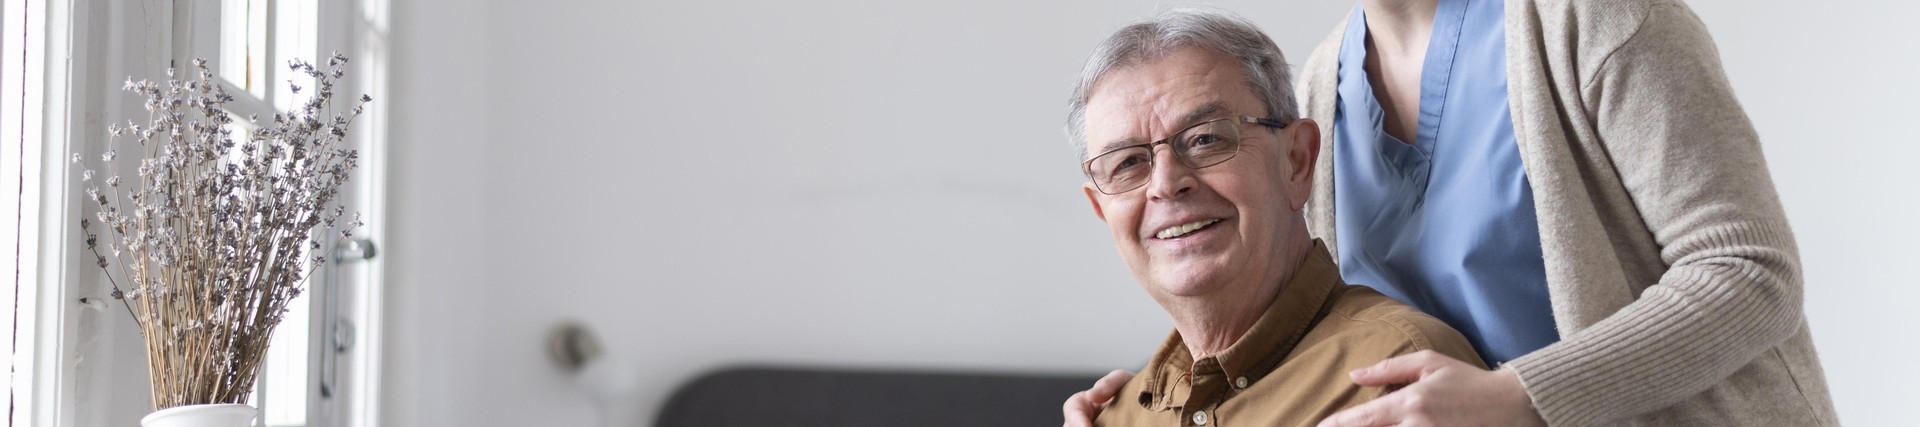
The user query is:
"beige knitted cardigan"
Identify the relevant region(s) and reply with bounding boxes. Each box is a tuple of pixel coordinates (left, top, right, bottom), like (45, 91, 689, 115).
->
(1297, 0, 1838, 425)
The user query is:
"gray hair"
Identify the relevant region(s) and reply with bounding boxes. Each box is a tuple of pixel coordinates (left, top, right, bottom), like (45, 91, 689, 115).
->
(1065, 7, 1299, 162)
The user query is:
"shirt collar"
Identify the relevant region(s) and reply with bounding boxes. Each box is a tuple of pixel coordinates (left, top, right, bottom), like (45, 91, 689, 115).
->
(1137, 239, 1347, 411)
(1337, 4, 1369, 84)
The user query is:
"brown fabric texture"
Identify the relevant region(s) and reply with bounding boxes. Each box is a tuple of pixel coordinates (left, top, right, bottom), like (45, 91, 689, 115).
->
(1296, 0, 1837, 425)
(1096, 240, 1482, 427)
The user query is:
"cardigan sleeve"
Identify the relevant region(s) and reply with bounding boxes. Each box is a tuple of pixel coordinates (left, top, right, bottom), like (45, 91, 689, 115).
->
(1503, 1, 1806, 425)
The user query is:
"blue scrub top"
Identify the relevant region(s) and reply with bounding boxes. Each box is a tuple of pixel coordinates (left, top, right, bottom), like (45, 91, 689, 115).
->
(1331, 0, 1558, 366)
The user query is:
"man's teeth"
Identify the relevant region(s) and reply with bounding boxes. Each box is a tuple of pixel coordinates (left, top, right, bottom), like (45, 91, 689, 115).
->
(1156, 219, 1220, 239)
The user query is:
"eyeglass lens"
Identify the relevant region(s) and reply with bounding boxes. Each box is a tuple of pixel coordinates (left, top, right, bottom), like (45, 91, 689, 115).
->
(1087, 118, 1244, 194)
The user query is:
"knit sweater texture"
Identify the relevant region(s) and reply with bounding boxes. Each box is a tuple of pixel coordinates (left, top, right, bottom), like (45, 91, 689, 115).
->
(1297, 0, 1838, 425)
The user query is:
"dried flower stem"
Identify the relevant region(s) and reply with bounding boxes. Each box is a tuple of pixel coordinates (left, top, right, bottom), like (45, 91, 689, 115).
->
(78, 53, 369, 409)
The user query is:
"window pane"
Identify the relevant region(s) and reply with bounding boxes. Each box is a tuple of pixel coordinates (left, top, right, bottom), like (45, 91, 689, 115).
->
(263, 281, 312, 427)
(223, 1, 322, 425)
(219, 0, 269, 99)
(268, 2, 318, 425)
(274, 0, 317, 112)
(227, 118, 309, 427)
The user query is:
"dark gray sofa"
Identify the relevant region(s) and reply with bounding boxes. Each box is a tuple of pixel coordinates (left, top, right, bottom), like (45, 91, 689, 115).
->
(656, 366, 1106, 426)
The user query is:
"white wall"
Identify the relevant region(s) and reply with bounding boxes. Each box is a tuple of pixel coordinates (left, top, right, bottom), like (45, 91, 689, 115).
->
(383, 1, 1919, 426)
(1692, 0, 1920, 422)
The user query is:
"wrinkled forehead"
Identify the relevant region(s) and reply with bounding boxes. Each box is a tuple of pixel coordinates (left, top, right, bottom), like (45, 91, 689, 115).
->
(1081, 47, 1260, 158)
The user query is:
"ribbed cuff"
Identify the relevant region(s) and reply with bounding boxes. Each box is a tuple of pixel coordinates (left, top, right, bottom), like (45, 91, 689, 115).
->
(1506, 261, 1800, 425)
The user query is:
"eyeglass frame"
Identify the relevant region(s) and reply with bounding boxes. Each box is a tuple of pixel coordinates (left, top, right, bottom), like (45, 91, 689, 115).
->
(1081, 115, 1289, 195)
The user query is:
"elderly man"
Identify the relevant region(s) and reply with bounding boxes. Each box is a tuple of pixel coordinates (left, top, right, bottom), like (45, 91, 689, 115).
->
(1063, 8, 1482, 427)
(1071, 1, 1837, 426)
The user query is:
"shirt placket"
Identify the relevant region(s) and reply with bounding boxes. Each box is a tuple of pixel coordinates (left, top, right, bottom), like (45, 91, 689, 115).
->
(1180, 357, 1230, 426)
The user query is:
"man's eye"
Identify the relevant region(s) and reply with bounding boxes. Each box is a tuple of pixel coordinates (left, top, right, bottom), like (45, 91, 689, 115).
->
(1187, 133, 1225, 147)
(1112, 153, 1148, 172)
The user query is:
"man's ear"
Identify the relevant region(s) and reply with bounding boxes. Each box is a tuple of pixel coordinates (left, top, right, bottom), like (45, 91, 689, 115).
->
(1083, 182, 1108, 222)
(1283, 118, 1321, 210)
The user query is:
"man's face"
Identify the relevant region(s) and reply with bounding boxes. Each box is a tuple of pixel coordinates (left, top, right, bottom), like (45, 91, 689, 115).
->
(1081, 46, 1317, 301)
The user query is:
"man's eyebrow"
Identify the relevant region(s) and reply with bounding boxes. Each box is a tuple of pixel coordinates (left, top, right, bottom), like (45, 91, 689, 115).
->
(1091, 102, 1230, 155)
(1094, 137, 1143, 155)
(1179, 102, 1228, 126)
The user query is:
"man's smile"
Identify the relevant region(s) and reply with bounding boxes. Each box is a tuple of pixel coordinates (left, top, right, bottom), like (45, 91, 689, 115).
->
(1154, 218, 1223, 239)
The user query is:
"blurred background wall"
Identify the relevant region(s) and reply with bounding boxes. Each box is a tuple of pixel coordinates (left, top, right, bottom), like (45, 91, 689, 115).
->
(382, 0, 1919, 425)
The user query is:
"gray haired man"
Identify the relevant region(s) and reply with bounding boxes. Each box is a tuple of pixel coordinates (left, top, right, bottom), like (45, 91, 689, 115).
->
(1061, 8, 1480, 427)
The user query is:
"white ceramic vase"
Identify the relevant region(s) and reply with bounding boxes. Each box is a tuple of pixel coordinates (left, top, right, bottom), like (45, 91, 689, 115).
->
(141, 404, 256, 427)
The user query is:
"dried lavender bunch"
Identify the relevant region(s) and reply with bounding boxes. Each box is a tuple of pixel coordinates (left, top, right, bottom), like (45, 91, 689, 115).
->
(74, 53, 370, 410)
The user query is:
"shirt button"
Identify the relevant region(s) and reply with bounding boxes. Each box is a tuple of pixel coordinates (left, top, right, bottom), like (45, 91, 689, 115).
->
(1192, 410, 1210, 425)
(1234, 376, 1249, 388)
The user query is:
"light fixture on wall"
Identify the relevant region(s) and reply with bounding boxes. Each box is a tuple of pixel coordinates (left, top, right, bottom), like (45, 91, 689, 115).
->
(548, 321, 602, 373)
(547, 321, 637, 427)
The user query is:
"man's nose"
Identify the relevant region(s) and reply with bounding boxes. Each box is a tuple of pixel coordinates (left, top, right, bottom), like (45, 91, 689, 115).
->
(1145, 146, 1196, 201)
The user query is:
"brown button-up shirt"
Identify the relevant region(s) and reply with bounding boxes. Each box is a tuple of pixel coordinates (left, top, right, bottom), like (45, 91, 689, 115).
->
(1095, 240, 1483, 427)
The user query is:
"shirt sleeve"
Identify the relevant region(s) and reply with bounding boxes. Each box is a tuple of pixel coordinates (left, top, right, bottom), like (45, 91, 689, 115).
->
(1503, 1, 1806, 425)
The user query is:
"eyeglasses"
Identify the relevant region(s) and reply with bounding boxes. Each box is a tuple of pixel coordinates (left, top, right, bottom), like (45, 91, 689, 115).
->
(1082, 115, 1288, 195)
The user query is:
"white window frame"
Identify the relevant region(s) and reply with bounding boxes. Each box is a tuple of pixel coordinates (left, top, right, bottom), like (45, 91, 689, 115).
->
(7, 0, 84, 425)
(6, 1, 388, 426)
